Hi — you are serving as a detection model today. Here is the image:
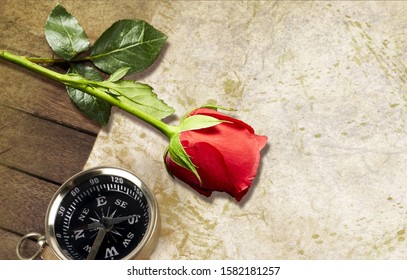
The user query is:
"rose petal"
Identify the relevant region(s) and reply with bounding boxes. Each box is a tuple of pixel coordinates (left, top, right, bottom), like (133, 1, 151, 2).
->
(166, 107, 268, 201)
(255, 134, 268, 150)
(165, 152, 213, 197)
(181, 125, 264, 201)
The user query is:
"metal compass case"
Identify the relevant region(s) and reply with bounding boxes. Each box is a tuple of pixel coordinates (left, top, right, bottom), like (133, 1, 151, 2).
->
(17, 167, 159, 260)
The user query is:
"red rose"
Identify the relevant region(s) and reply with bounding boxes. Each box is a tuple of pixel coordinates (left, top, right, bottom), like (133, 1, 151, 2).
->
(165, 108, 267, 201)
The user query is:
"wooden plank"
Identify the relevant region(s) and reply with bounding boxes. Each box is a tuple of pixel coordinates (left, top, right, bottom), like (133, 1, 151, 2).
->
(0, 229, 43, 260)
(0, 104, 96, 184)
(0, 166, 58, 259)
(0, 0, 160, 134)
(0, 62, 101, 135)
(0, 1, 100, 134)
(0, 229, 39, 260)
(0, 229, 20, 260)
(0, 1, 101, 256)
(0, 166, 58, 235)
(0, 0, 162, 260)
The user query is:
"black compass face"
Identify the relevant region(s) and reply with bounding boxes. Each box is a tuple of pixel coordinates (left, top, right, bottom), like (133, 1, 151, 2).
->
(47, 168, 156, 260)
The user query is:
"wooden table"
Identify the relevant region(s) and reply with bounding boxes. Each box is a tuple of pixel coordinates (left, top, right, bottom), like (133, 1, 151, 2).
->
(0, 2, 101, 260)
(0, 0, 161, 260)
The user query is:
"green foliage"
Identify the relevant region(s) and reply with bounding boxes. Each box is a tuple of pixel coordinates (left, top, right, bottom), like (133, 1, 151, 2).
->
(66, 65, 111, 126)
(45, 4, 90, 60)
(101, 80, 175, 120)
(166, 134, 202, 185)
(90, 20, 167, 75)
(179, 115, 225, 132)
(42, 4, 172, 125)
(164, 114, 226, 184)
(106, 67, 131, 83)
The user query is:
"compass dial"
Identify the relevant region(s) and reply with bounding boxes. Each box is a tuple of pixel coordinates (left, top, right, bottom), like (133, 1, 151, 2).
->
(45, 167, 158, 260)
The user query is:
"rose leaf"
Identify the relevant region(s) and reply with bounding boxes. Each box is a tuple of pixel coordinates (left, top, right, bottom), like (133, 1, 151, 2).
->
(66, 64, 111, 125)
(45, 4, 90, 61)
(104, 80, 175, 120)
(90, 19, 167, 75)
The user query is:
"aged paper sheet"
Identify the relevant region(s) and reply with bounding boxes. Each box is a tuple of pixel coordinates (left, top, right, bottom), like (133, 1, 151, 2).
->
(85, 1, 407, 259)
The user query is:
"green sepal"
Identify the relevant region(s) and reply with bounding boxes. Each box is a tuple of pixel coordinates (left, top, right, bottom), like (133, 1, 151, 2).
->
(201, 104, 236, 111)
(165, 111, 230, 185)
(167, 133, 202, 185)
(179, 104, 234, 125)
(179, 115, 225, 132)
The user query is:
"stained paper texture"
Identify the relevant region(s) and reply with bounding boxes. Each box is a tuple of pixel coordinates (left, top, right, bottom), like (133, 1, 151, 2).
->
(85, 1, 407, 259)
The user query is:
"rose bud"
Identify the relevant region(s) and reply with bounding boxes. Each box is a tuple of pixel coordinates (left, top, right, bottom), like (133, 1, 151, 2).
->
(164, 107, 267, 201)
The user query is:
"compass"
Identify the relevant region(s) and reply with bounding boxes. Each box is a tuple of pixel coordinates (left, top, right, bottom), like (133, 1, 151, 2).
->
(17, 167, 159, 260)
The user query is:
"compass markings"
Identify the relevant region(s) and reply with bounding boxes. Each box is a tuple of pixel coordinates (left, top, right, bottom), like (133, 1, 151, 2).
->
(106, 206, 111, 218)
(94, 210, 101, 220)
(53, 171, 154, 260)
(110, 208, 117, 218)
(129, 189, 137, 198)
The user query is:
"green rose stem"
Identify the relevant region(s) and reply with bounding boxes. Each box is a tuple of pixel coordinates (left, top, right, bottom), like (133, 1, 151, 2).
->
(27, 57, 74, 63)
(0, 50, 177, 139)
(27, 56, 90, 64)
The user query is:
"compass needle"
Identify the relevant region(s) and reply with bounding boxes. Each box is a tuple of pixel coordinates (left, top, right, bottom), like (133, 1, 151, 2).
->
(86, 228, 107, 260)
(108, 214, 140, 226)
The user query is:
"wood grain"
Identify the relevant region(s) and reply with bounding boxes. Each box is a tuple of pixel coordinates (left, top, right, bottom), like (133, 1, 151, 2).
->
(0, 105, 96, 184)
(0, 62, 101, 135)
(0, 166, 58, 234)
(0, 0, 101, 134)
(0, 108, 96, 259)
(0, 0, 162, 260)
(0, 229, 44, 260)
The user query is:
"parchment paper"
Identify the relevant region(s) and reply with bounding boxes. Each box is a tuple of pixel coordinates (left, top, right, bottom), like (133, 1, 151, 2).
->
(85, 1, 407, 259)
